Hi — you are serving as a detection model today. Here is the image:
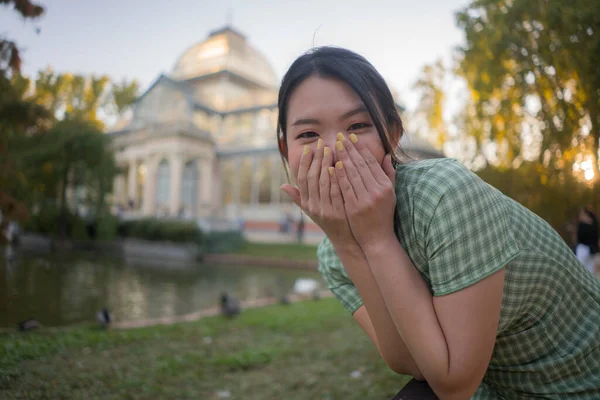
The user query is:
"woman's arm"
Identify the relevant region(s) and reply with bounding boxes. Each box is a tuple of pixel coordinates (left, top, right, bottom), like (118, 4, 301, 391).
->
(333, 138, 504, 399)
(332, 243, 423, 379)
(361, 238, 503, 400)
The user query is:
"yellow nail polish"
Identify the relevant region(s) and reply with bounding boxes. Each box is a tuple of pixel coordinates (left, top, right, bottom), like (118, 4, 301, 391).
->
(303, 145, 310, 155)
(349, 133, 358, 143)
(336, 141, 343, 151)
(336, 161, 343, 169)
(336, 132, 345, 141)
(328, 167, 335, 175)
(324, 147, 330, 157)
(317, 138, 323, 150)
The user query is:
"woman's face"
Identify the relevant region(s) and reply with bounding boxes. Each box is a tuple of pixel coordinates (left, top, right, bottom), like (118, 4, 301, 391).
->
(579, 210, 593, 224)
(285, 76, 395, 182)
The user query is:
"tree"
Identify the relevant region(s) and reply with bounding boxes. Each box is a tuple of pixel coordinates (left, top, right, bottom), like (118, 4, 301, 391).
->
(15, 118, 119, 236)
(32, 69, 110, 128)
(111, 79, 139, 116)
(0, 0, 44, 74)
(0, 0, 48, 233)
(413, 59, 449, 149)
(456, 0, 600, 177)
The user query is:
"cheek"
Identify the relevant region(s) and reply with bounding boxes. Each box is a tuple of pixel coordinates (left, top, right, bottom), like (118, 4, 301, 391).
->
(364, 142, 387, 165)
(287, 147, 302, 181)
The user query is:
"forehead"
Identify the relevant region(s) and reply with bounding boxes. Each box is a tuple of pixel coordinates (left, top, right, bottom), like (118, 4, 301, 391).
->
(287, 76, 363, 118)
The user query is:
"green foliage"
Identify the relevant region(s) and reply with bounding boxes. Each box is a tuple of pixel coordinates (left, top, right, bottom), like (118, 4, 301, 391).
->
(413, 59, 448, 149)
(455, 0, 600, 170)
(96, 212, 118, 240)
(234, 241, 318, 261)
(111, 79, 140, 115)
(23, 204, 88, 239)
(119, 218, 204, 244)
(204, 230, 246, 253)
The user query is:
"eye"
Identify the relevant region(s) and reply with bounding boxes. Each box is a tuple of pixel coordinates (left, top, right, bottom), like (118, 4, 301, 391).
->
(348, 122, 372, 131)
(296, 131, 318, 139)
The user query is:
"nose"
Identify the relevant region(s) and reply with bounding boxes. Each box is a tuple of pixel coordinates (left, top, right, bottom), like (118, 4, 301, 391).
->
(322, 134, 339, 164)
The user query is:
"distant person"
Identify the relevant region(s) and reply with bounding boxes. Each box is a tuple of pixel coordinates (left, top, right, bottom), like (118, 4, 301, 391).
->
(575, 206, 599, 275)
(296, 213, 305, 243)
(276, 47, 600, 398)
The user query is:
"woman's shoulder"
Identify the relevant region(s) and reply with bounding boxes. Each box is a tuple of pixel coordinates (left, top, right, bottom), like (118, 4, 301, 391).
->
(395, 158, 471, 186)
(394, 158, 476, 204)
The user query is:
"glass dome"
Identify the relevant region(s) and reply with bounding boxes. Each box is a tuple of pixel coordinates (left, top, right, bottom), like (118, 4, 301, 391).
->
(172, 27, 278, 89)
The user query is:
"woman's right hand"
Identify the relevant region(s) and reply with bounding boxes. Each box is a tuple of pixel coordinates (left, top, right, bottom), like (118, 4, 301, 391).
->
(281, 140, 358, 249)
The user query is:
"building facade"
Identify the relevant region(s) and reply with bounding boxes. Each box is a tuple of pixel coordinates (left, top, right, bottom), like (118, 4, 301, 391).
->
(109, 26, 443, 239)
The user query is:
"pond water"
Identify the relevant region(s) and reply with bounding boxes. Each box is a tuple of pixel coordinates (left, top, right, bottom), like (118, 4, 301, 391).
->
(0, 252, 322, 328)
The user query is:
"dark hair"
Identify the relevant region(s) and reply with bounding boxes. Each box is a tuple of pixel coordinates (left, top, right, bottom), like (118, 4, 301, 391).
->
(276, 46, 404, 171)
(582, 206, 599, 227)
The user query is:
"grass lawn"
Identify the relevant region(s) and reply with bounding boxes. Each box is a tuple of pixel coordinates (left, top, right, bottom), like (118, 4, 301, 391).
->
(235, 242, 319, 261)
(0, 298, 410, 400)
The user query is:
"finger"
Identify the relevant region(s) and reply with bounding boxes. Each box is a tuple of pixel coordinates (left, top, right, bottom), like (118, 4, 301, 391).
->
(281, 184, 301, 208)
(319, 145, 333, 213)
(334, 160, 358, 206)
(329, 166, 344, 213)
(355, 142, 391, 187)
(307, 139, 323, 209)
(297, 145, 313, 206)
(335, 133, 368, 200)
(382, 154, 396, 188)
(344, 133, 377, 191)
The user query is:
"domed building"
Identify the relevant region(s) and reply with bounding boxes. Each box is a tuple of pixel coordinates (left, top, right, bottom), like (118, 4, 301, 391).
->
(109, 26, 443, 242)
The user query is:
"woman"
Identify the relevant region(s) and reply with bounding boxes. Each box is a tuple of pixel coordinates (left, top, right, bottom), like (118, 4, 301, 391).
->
(277, 46, 600, 399)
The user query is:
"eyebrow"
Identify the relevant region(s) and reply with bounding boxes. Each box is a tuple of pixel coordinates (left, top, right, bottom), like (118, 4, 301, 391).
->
(291, 106, 369, 127)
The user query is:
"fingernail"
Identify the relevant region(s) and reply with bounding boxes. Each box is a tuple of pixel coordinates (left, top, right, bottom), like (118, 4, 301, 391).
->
(324, 147, 330, 157)
(303, 145, 310, 155)
(317, 138, 323, 150)
(336, 141, 343, 151)
(336, 132, 345, 141)
(349, 133, 358, 143)
(328, 167, 335, 175)
(336, 161, 343, 169)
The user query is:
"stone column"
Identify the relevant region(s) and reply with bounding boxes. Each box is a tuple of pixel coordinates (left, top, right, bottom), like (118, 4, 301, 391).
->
(127, 159, 138, 208)
(198, 158, 211, 211)
(250, 157, 259, 204)
(113, 174, 125, 206)
(169, 154, 184, 216)
(142, 156, 158, 215)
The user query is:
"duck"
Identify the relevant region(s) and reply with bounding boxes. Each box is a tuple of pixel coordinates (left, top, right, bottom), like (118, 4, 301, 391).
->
(18, 319, 41, 332)
(293, 278, 321, 298)
(96, 308, 112, 328)
(220, 292, 241, 318)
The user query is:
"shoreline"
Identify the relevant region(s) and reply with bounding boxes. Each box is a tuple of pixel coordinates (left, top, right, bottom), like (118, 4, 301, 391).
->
(202, 253, 317, 270)
(111, 290, 333, 329)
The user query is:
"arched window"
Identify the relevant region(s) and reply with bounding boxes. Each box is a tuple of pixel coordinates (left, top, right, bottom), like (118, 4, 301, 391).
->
(181, 160, 198, 218)
(155, 159, 170, 213)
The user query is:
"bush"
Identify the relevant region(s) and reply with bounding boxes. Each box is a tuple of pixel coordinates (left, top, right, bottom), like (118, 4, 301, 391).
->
(118, 218, 204, 244)
(24, 205, 89, 239)
(204, 230, 245, 253)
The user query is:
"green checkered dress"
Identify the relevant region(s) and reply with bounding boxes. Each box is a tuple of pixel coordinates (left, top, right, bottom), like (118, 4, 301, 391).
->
(317, 158, 600, 399)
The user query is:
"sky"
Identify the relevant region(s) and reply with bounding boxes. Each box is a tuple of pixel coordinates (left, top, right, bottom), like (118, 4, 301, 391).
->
(1, 0, 470, 112)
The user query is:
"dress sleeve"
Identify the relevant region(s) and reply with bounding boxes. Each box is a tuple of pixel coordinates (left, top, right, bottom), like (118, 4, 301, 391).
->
(420, 160, 520, 296)
(317, 238, 364, 314)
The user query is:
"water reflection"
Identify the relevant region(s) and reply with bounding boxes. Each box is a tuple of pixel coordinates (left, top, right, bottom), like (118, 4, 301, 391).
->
(0, 253, 321, 327)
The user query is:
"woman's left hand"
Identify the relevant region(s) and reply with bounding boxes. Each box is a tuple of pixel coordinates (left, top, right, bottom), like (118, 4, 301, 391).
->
(334, 133, 397, 251)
